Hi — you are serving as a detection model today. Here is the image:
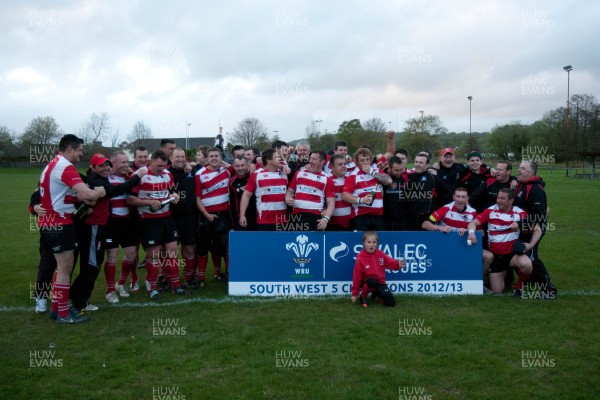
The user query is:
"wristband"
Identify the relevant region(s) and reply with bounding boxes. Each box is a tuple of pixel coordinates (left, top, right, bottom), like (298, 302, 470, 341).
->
(323, 216, 330, 222)
(468, 229, 475, 234)
(357, 197, 361, 205)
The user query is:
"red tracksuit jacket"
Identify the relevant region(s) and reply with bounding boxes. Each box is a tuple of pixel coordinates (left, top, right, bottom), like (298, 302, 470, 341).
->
(351, 249, 400, 296)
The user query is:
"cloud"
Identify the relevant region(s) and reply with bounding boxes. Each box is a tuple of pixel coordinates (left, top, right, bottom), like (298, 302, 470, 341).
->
(0, 0, 598, 141)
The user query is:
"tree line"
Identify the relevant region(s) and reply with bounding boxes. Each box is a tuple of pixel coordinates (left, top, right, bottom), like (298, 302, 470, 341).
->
(1, 93, 598, 163)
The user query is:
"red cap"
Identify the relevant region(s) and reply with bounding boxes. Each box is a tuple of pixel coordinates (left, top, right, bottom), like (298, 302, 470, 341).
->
(440, 147, 454, 156)
(90, 153, 112, 167)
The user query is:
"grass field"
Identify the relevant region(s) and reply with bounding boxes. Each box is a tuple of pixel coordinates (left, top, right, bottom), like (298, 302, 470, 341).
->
(1, 167, 599, 400)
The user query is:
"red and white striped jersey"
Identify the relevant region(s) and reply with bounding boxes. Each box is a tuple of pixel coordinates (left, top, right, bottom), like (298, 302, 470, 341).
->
(38, 154, 84, 227)
(476, 205, 527, 254)
(245, 168, 288, 225)
(131, 170, 175, 219)
(195, 166, 230, 212)
(343, 169, 386, 217)
(288, 170, 334, 215)
(429, 201, 478, 229)
(324, 160, 358, 177)
(329, 175, 351, 228)
(108, 175, 130, 218)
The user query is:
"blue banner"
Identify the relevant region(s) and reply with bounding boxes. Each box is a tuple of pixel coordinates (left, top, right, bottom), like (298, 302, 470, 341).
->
(229, 231, 483, 296)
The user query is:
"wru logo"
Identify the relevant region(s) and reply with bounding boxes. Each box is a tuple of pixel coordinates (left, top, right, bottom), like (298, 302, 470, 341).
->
(286, 234, 319, 267)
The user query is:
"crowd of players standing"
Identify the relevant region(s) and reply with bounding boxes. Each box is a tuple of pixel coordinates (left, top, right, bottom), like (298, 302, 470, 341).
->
(30, 132, 557, 323)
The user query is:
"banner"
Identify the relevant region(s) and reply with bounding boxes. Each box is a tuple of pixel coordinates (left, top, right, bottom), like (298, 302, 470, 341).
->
(229, 231, 483, 296)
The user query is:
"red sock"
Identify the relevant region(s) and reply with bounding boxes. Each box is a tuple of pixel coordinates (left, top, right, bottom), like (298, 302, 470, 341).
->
(54, 282, 70, 318)
(118, 259, 134, 285)
(104, 262, 116, 293)
(196, 256, 208, 281)
(516, 270, 530, 290)
(146, 260, 159, 291)
(160, 258, 171, 283)
(131, 259, 138, 284)
(51, 271, 58, 313)
(211, 252, 221, 275)
(183, 257, 196, 281)
(169, 257, 180, 289)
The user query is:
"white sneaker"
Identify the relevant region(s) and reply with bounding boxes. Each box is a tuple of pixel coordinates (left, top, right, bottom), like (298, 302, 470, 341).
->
(115, 283, 130, 297)
(84, 303, 99, 311)
(130, 282, 140, 292)
(35, 298, 48, 313)
(145, 280, 151, 291)
(105, 292, 120, 304)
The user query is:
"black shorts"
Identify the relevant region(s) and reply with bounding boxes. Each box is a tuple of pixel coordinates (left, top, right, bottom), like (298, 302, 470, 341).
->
(104, 218, 139, 249)
(173, 214, 199, 246)
(489, 253, 513, 273)
(40, 224, 77, 253)
(141, 217, 179, 248)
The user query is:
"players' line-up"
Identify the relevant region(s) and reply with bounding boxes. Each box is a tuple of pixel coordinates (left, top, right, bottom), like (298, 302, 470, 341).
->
(30, 134, 557, 323)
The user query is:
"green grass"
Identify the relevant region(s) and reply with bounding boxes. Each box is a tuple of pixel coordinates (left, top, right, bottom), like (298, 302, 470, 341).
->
(1, 168, 599, 400)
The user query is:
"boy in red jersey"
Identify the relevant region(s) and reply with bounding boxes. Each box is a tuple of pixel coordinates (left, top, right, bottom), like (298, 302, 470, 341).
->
(351, 231, 406, 307)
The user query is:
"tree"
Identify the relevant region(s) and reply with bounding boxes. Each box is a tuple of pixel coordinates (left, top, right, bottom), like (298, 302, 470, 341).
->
(306, 129, 337, 152)
(485, 122, 531, 160)
(0, 126, 17, 160)
(569, 94, 600, 153)
(361, 117, 388, 153)
(79, 112, 112, 144)
(397, 114, 447, 157)
(335, 119, 364, 152)
(18, 116, 62, 146)
(128, 121, 153, 143)
(528, 93, 600, 162)
(109, 129, 122, 149)
(228, 117, 270, 148)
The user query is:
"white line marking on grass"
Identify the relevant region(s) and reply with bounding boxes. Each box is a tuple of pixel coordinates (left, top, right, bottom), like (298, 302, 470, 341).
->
(2, 290, 599, 313)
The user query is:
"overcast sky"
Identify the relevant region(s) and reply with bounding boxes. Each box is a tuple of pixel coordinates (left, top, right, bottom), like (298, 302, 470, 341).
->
(1, 0, 598, 145)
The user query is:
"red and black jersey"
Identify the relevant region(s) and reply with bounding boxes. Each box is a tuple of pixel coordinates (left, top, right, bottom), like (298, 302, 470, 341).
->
(85, 171, 141, 226)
